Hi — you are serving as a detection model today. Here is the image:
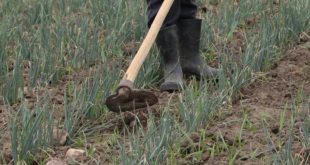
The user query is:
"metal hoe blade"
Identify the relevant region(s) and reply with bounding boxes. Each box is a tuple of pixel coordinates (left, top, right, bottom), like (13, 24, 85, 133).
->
(105, 87, 158, 112)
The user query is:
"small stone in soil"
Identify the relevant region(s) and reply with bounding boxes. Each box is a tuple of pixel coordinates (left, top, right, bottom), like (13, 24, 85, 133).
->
(46, 159, 67, 165)
(65, 148, 86, 158)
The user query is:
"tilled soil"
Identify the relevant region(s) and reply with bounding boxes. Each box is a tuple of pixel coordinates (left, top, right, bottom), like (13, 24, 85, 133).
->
(1, 28, 309, 165)
(197, 37, 310, 164)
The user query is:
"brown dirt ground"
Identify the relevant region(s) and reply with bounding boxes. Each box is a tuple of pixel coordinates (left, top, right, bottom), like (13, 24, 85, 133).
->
(1, 34, 309, 164)
(73, 32, 310, 165)
(178, 35, 310, 165)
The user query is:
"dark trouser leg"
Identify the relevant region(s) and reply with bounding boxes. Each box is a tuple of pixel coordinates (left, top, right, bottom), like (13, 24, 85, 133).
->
(146, 0, 184, 91)
(146, 0, 197, 27)
(146, 0, 181, 28)
(180, 0, 197, 20)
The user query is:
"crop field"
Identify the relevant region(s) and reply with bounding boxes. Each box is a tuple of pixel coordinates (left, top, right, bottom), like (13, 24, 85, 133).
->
(0, 0, 310, 164)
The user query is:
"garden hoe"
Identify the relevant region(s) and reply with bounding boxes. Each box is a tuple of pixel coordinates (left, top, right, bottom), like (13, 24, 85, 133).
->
(105, 0, 174, 112)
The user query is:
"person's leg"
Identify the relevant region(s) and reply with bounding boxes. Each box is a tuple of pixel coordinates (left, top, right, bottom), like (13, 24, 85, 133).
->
(180, 0, 197, 19)
(178, 1, 220, 79)
(146, 0, 181, 28)
(156, 25, 184, 92)
(178, 19, 220, 79)
(146, 0, 184, 91)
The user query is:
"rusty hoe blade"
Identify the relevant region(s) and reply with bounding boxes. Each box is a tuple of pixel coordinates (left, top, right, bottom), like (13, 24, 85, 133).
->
(105, 80, 158, 112)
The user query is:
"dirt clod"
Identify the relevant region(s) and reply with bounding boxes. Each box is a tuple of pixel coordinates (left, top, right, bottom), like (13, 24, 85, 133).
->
(271, 125, 280, 134)
(121, 41, 138, 56)
(53, 128, 68, 146)
(299, 147, 310, 160)
(3, 152, 13, 164)
(273, 0, 280, 5)
(299, 33, 310, 43)
(284, 93, 292, 98)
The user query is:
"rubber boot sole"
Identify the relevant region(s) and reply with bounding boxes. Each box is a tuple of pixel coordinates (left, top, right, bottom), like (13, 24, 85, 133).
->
(160, 81, 183, 92)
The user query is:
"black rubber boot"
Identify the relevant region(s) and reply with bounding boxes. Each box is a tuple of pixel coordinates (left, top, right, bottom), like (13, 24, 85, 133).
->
(156, 25, 184, 92)
(178, 19, 220, 79)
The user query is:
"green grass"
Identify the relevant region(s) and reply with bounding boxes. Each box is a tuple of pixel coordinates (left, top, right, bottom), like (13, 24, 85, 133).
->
(0, 0, 309, 164)
(10, 99, 54, 164)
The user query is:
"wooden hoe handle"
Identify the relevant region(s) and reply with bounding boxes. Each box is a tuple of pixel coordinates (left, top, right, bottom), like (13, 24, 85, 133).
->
(119, 0, 174, 88)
